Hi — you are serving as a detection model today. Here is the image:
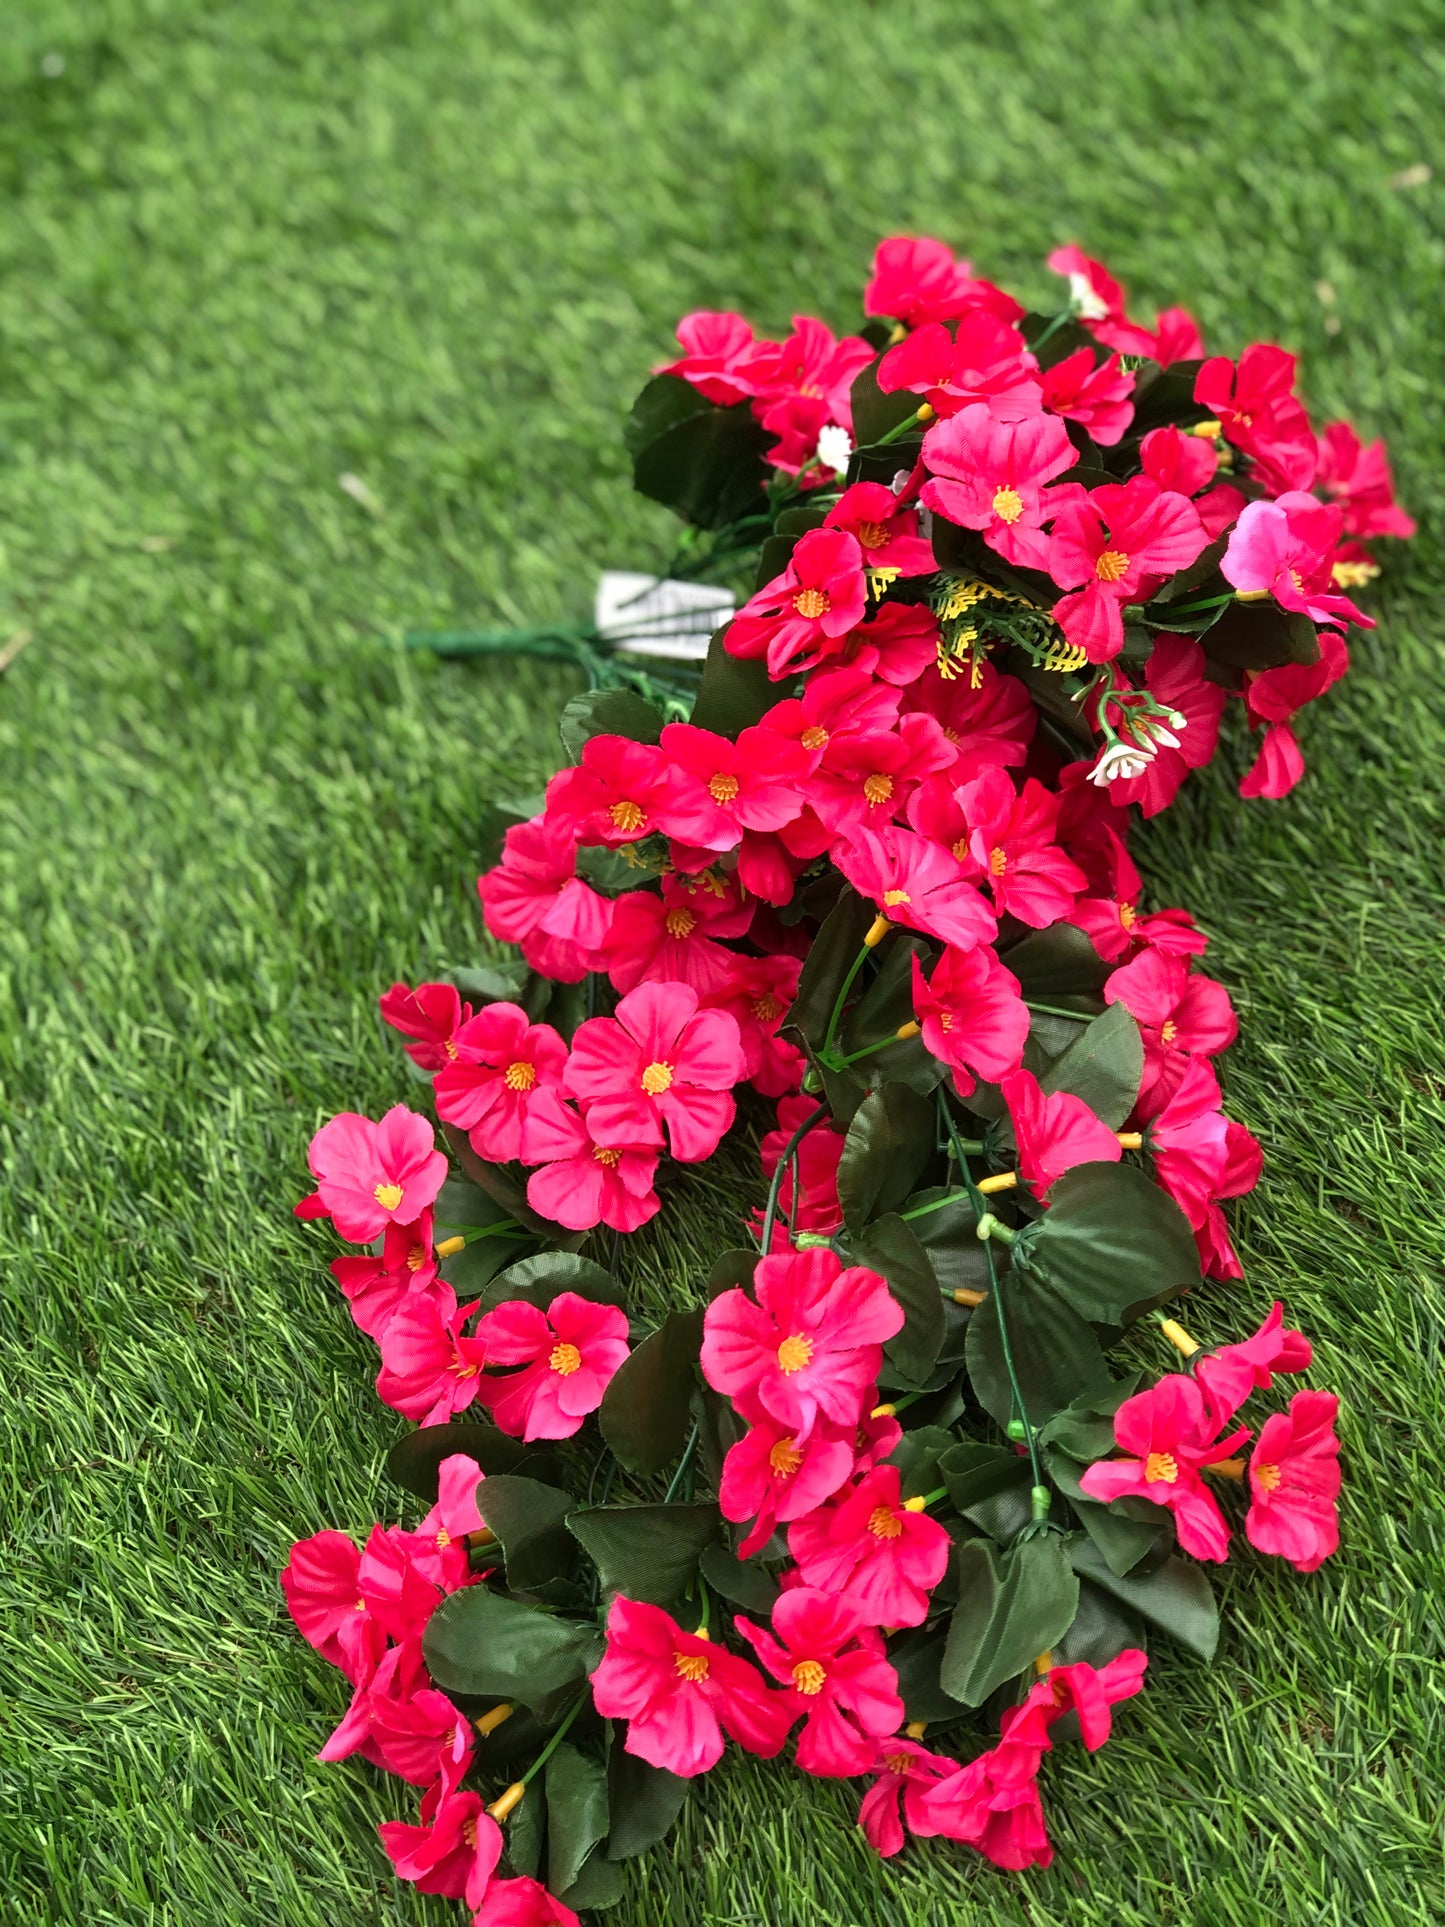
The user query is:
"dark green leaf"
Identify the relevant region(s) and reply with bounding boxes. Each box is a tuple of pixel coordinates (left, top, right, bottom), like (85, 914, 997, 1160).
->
(423, 1588, 603, 1710)
(1195, 599, 1321, 672)
(547, 1743, 611, 1899)
(1000, 923, 1110, 1003)
(1127, 359, 1206, 432)
(559, 686, 664, 762)
(567, 1502, 720, 1606)
(557, 1844, 628, 1911)
(599, 1308, 704, 1476)
(849, 353, 924, 445)
(884, 1423, 957, 1500)
(476, 1476, 577, 1593)
(688, 624, 778, 738)
(698, 1542, 782, 1615)
(706, 1249, 757, 1301)
(889, 1625, 973, 1724)
(848, 1213, 945, 1385)
(1020, 311, 1102, 369)
(938, 1439, 1033, 1512)
(607, 1746, 690, 1860)
(386, 1421, 558, 1502)
(940, 1537, 1080, 1705)
(1056, 1578, 1146, 1670)
(630, 385, 773, 530)
(1011, 1161, 1200, 1325)
(504, 1776, 544, 1877)
(901, 1186, 989, 1298)
(786, 890, 875, 1049)
(448, 962, 530, 1006)
(481, 1251, 628, 1314)
(1148, 533, 1230, 606)
(837, 1085, 936, 1231)
(625, 372, 711, 458)
(1037, 1376, 1143, 1461)
(840, 933, 943, 1094)
(1067, 1536, 1219, 1659)
(965, 1266, 1110, 1429)
(1046, 1449, 1167, 1576)
(1040, 1004, 1143, 1129)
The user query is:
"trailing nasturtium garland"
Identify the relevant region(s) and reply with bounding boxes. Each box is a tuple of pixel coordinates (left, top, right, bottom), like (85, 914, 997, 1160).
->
(283, 235, 1410, 1919)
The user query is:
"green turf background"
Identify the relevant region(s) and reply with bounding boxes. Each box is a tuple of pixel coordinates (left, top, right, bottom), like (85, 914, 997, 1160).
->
(2, 2, 1442, 1921)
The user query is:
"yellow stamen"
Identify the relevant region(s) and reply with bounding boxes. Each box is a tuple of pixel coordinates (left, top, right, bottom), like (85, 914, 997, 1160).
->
(988, 845, 1008, 877)
(793, 587, 829, 619)
(549, 1341, 583, 1377)
(486, 1782, 527, 1821)
(864, 912, 893, 945)
(1143, 1452, 1179, 1485)
(640, 1060, 674, 1095)
(867, 1504, 903, 1539)
(791, 1659, 827, 1696)
(856, 519, 891, 548)
(1159, 1317, 1198, 1357)
(443, 1038, 459, 1060)
(373, 1182, 403, 1211)
(777, 1333, 814, 1375)
(862, 773, 894, 806)
(475, 1703, 514, 1737)
(1189, 418, 1223, 439)
(1119, 901, 1137, 931)
(768, 1438, 803, 1477)
(708, 770, 741, 803)
(503, 1060, 536, 1092)
(674, 1649, 710, 1682)
(1160, 1018, 1179, 1044)
(752, 992, 782, 1022)
(800, 725, 829, 751)
(408, 1241, 431, 1270)
(951, 836, 970, 863)
(991, 485, 1024, 525)
(1116, 1131, 1143, 1151)
(1333, 558, 1378, 588)
(976, 1171, 1018, 1196)
(1254, 1461, 1282, 1492)
(609, 798, 646, 834)
(593, 1145, 622, 1168)
(1095, 549, 1130, 584)
(663, 907, 697, 939)
(895, 1020, 920, 1040)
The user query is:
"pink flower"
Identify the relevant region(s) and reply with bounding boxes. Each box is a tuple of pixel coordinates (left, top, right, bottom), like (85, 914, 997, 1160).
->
(543, 735, 725, 853)
(823, 480, 937, 577)
(379, 1768, 503, 1911)
(719, 1414, 856, 1559)
(839, 600, 942, 686)
(1194, 1301, 1312, 1427)
(1078, 1375, 1249, 1562)
(865, 236, 1023, 329)
(379, 981, 473, 1070)
(297, 1105, 448, 1244)
(356, 1523, 463, 1644)
(787, 1464, 949, 1628)
(806, 711, 954, 838)
(1001, 1068, 1121, 1195)
(1104, 948, 1237, 1097)
(475, 1292, 630, 1441)
(433, 1005, 573, 1164)
(415, 1452, 488, 1561)
(909, 944, 1028, 1094)
(563, 980, 745, 1162)
(701, 1246, 903, 1439)
(1238, 629, 1349, 800)
(475, 1876, 583, 1927)
(727, 528, 868, 679)
(1140, 423, 1219, 498)
(1045, 245, 1158, 358)
(760, 662, 900, 769)
(857, 1738, 958, 1857)
(361, 1647, 475, 1785)
(1003, 1649, 1149, 1755)
(755, 1095, 846, 1237)
(700, 953, 806, 1098)
(877, 313, 1041, 422)
(601, 873, 753, 998)
(588, 1596, 792, 1778)
(1193, 1116, 1264, 1280)
(281, 1530, 387, 1683)
(1150, 307, 1206, 366)
(1246, 1390, 1341, 1572)
(955, 768, 1087, 928)
(1039, 347, 1135, 446)
(1047, 477, 1209, 662)
(1133, 1057, 1231, 1231)
(734, 1588, 904, 1777)
(1195, 344, 1317, 496)
(330, 1212, 442, 1341)
(524, 1107, 661, 1235)
(376, 1284, 489, 1425)
(1221, 492, 1373, 631)
(917, 1741, 1052, 1870)
(657, 309, 766, 405)
(749, 316, 874, 476)
(902, 660, 1036, 779)
(658, 720, 810, 837)
(920, 403, 1078, 569)
(1315, 422, 1415, 541)
(834, 826, 997, 952)
(477, 815, 614, 984)
(1098, 636, 1228, 818)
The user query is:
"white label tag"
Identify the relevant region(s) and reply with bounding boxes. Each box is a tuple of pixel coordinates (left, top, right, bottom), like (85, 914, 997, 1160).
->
(594, 572, 735, 662)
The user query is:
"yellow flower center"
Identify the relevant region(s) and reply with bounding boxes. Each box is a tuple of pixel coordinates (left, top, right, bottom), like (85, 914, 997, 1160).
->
(664, 907, 698, 939)
(1119, 901, 1137, 930)
(768, 1438, 803, 1477)
(1160, 1018, 1179, 1044)
(777, 1333, 814, 1375)
(1095, 549, 1130, 583)
(863, 773, 894, 805)
(549, 1341, 583, 1376)
(407, 1243, 427, 1273)
(884, 1752, 909, 1775)
(939, 1012, 954, 1031)
(752, 992, 782, 1022)
(951, 836, 970, 863)
(593, 1145, 622, 1168)
(443, 1039, 459, 1060)
(867, 1504, 904, 1539)
(504, 1060, 537, 1091)
(674, 1649, 710, 1682)
(1333, 558, 1378, 588)
(435, 1526, 452, 1549)
(856, 519, 891, 548)
(640, 1060, 674, 1095)
(1144, 1452, 1179, 1485)
(991, 485, 1024, 524)
(461, 1815, 478, 1849)
(709, 771, 741, 803)
(1255, 1462, 1282, 1492)
(800, 725, 829, 751)
(373, 1182, 403, 1211)
(792, 1659, 828, 1696)
(989, 845, 1008, 877)
(793, 586, 830, 619)
(882, 888, 911, 907)
(609, 798, 646, 834)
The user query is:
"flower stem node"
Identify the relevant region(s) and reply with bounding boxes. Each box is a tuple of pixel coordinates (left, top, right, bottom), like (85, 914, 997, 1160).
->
(1007, 1418, 1029, 1442)
(1158, 1317, 1200, 1357)
(1030, 1485, 1053, 1521)
(433, 1234, 466, 1259)
(475, 1702, 514, 1738)
(486, 1782, 527, 1822)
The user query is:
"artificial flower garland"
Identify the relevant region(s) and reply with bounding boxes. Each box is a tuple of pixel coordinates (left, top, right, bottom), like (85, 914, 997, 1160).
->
(282, 236, 1413, 1922)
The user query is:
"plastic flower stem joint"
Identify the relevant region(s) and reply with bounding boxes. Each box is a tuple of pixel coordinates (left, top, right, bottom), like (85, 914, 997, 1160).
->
(485, 1688, 589, 1820)
(1155, 1312, 1201, 1357)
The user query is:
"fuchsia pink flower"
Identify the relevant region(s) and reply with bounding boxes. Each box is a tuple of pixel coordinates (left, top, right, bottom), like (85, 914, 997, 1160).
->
(376, 1284, 489, 1425)
(356, 1647, 475, 1786)
(1194, 1301, 1312, 1426)
(544, 735, 725, 853)
(806, 708, 955, 838)
(476, 1877, 582, 1927)
(858, 1738, 958, 1857)
(1315, 421, 1415, 541)
(1237, 628, 1349, 800)
(1039, 347, 1135, 446)
(822, 481, 937, 578)
(657, 720, 810, 838)
(755, 1096, 846, 1238)
(909, 944, 1028, 1094)
(475, 1291, 630, 1441)
(748, 316, 874, 476)
(297, 1105, 449, 1244)
(865, 235, 1023, 329)
(719, 1414, 857, 1558)
(1045, 245, 1160, 359)
(1094, 636, 1228, 818)
(1001, 1068, 1122, 1195)
(356, 1522, 465, 1644)
(727, 527, 869, 678)
(878, 312, 1041, 421)
(379, 1765, 503, 1911)
(1067, 826, 1208, 964)
(1192, 1115, 1264, 1281)
(700, 952, 806, 1097)
(1133, 1057, 1231, 1232)
(835, 826, 997, 952)
(954, 768, 1088, 927)
(838, 599, 941, 686)
(589, 1596, 792, 1777)
(1047, 476, 1210, 662)
(281, 1530, 387, 1683)
(1195, 344, 1317, 496)
(379, 981, 473, 1069)
(1003, 1649, 1148, 1755)
(1139, 426, 1246, 539)
(657, 309, 766, 404)
(564, 980, 745, 1163)
(734, 1588, 904, 1777)
(1246, 1390, 1341, 1572)
(1079, 1375, 1249, 1562)
(1104, 947, 1237, 1096)
(1222, 492, 1374, 631)
(524, 1107, 661, 1234)
(433, 1004, 573, 1164)
(330, 1212, 442, 1341)
(920, 403, 1078, 569)
(601, 872, 754, 997)
(414, 1453, 488, 1569)
(477, 815, 614, 984)
(701, 1245, 903, 1439)
(903, 660, 1036, 778)
(787, 1464, 949, 1628)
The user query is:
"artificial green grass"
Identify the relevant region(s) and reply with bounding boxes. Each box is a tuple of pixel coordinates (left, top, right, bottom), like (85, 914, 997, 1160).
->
(1, 1, 1443, 1922)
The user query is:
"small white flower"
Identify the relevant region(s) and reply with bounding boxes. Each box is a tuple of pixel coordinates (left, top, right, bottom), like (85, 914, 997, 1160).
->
(1069, 271, 1109, 322)
(1089, 740, 1156, 786)
(890, 467, 913, 495)
(1135, 718, 1181, 750)
(815, 424, 853, 477)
